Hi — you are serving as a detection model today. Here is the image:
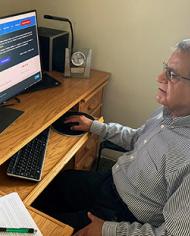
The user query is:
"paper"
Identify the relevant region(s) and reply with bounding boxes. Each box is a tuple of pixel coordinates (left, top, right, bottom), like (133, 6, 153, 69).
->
(0, 192, 42, 236)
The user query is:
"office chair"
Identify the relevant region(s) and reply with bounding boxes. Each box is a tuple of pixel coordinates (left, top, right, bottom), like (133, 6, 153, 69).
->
(96, 140, 127, 170)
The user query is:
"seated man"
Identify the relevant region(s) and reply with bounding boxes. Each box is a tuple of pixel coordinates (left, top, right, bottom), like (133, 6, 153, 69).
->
(35, 39, 190, 236)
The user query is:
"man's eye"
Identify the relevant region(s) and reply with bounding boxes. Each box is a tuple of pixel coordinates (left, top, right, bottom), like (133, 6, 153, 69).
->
(169, 71, 177, 78)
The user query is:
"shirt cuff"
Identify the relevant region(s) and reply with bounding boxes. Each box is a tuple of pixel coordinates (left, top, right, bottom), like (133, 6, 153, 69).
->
(90, 120, 105, 135)
(102, 221, 118, 236)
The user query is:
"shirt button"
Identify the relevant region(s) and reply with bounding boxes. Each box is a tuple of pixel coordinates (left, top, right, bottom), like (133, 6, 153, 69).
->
(160, 124, 165, 129)
(144, 140, 147, 144)
(130, 155, 134, 160)
(115, 164, 119, 169)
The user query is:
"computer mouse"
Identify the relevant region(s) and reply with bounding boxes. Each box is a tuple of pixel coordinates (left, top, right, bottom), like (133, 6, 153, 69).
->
(52, 111, 95, 136)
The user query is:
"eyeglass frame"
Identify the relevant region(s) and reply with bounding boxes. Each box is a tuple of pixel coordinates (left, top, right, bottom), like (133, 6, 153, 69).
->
(163, 62, 190, 82)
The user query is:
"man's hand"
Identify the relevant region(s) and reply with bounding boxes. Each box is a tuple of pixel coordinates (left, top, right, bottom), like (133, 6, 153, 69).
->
(64, 115, 93, 132)
(73, 212, 104, 236)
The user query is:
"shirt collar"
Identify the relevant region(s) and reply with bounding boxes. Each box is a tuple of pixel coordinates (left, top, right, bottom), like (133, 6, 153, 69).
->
(162, 107, 190, 127)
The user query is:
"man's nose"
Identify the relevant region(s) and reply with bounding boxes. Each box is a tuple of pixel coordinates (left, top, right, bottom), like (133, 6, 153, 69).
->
(156, 71, 168, 83)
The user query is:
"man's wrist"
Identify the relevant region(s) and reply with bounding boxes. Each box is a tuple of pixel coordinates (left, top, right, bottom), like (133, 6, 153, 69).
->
(90, 120, 104, 135)
(102, 221, 118, 236)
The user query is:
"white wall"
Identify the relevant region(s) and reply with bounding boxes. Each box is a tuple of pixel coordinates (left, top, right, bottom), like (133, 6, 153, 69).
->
(33, 0, 190, 127)
(2, 1, 190, 129)
(0, 1, 33, 16)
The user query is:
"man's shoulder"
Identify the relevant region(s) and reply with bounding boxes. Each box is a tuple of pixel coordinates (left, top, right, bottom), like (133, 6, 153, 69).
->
(150, 106, 163, 117)
(145, 106, 163, 124)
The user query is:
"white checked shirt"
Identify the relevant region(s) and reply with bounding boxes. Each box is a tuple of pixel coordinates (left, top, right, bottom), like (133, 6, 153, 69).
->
(90, 107, 190, 236)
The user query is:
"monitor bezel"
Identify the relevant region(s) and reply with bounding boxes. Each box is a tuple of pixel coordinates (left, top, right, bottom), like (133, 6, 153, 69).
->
(0, 9, 42, 104)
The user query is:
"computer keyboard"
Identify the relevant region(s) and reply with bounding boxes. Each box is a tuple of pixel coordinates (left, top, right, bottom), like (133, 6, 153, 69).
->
(7, 127, 50, 181)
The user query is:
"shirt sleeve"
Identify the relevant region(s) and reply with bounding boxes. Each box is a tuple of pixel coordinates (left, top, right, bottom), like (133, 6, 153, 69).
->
(90, 120, 145, 150)
(102, 221, 170, 236)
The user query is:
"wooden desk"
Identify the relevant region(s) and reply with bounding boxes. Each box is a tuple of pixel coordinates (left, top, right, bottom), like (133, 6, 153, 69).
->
(0, 70, 110, 235)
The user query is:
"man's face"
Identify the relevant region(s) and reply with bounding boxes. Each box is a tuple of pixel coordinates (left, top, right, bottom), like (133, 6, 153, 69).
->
(156, 50, 190, 117)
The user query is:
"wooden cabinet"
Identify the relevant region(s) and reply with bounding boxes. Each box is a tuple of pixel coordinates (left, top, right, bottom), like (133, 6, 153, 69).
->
(75, 87, 104, 170)
(79, 89, 103, 114)
(75, 134, 98, 170)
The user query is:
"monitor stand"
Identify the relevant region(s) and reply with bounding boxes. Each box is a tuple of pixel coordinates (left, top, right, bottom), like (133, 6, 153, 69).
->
(0, 107, 23, 133)
(23, 73, 61, 93)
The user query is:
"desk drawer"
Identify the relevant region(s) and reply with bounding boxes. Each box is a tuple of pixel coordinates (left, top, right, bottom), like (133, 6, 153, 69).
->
(79, 90, 102, 115)
(91, 106, 102, 118)
(75, 134, 98, 170)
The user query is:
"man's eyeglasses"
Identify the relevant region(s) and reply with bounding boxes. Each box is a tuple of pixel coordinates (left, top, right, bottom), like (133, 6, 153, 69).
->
(163, 62, 190, 82)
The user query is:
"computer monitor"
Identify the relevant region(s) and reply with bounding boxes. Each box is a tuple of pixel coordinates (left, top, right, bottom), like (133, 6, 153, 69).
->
(0, 10, 42, 133)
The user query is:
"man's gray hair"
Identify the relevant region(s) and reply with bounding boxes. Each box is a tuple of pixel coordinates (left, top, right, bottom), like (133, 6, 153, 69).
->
(176, 39, 190, 77)
(176, 39, 190, 52)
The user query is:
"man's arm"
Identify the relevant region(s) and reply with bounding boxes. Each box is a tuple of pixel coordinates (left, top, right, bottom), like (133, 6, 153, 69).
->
(64, 114, 144, 150)
(102, 220, 168, 236)
(90, 120, 144, 150)
(73, 213, 168, 236)
(73, 212, 104, 236)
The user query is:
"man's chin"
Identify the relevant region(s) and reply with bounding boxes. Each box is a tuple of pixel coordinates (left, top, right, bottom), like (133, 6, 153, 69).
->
(156, 95, 166, 106)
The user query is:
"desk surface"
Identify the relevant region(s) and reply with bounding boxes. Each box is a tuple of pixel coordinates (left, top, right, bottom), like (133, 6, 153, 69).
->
(0, 69, 109, 164)
(28, 206, 73, 236)
(0, 70, 109, 205)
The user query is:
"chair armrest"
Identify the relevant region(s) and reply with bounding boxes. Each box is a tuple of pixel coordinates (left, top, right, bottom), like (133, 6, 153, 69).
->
(96, 140, 127, 170)
(100, 140, 127, 153)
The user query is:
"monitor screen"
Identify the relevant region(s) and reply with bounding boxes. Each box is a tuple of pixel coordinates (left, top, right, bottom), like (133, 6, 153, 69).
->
(0, 10, 42, 104)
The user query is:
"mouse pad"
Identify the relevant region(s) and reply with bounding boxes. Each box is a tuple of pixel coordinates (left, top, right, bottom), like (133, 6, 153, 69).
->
(52, 111, 95, 136)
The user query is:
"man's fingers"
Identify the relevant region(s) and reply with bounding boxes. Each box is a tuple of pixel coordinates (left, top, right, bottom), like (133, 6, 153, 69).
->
(71, 125, 84, 131)
(88, 212, 98, 221)
(64, 116, 81, 123)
